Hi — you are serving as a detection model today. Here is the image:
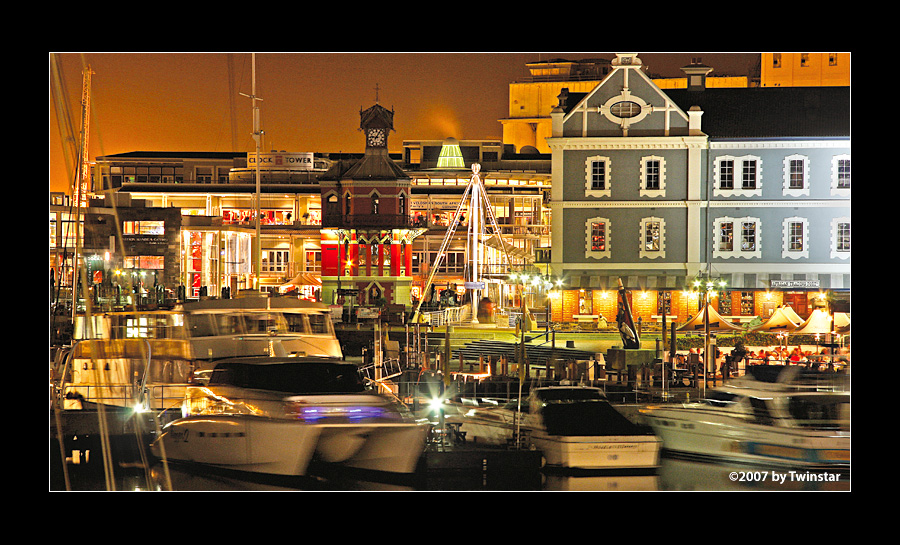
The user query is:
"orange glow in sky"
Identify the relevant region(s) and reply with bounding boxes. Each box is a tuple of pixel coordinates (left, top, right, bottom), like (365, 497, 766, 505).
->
(49, 52, 759, 196)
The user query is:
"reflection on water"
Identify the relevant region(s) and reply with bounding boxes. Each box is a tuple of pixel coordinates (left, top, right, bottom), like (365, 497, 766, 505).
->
(142, 457, 850, 491)
(53, 453, 849, 492)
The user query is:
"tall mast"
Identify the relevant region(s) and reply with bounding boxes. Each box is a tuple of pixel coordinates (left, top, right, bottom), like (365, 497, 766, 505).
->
(72, 65, 94, 325)
(241, 53, 263, 290)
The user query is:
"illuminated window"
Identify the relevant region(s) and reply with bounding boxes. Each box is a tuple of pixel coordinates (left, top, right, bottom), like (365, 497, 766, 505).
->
(741, 221, 757, 251)
(591, 222, 606, 251)
(714, 216, 761, 259)
(585, 216, 611, 259)
(124, 255, 164, 269)
(437, 139, 465, 169)
(719, 222, 734, 251)
(262, 249, 290, 273)
(123, 220, 165, 235)
(640, 217, 665, 259)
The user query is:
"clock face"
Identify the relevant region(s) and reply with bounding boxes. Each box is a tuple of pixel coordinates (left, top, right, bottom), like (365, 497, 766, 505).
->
(368, 128, 385, 147)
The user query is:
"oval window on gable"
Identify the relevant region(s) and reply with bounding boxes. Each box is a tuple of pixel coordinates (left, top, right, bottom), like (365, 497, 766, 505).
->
(610, 101, 642, 118)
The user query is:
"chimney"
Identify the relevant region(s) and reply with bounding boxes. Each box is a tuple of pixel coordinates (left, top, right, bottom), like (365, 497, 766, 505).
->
(681, 58, 713, 91)
(688, 106, 703, 135)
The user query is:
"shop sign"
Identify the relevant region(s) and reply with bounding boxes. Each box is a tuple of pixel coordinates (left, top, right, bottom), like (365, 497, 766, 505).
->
(771, 280, 820, 288)
(247, 152, 314, 170)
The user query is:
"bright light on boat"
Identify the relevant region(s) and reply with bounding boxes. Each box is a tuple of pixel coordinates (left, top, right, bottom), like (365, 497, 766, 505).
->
(133, 402, 149, 414)
(284, 403, 387, 422)
(428, 397, 445, 413)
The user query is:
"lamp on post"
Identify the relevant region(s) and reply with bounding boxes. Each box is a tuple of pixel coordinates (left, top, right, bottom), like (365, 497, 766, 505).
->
(691, 278, 726, 397)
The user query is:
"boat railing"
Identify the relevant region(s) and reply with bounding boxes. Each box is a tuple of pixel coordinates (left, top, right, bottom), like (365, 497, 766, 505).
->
(52, 339, 196, 412)
(359, 356, 404, 383)
(420, 307, 467, 327)
(57, 379, 191, 412)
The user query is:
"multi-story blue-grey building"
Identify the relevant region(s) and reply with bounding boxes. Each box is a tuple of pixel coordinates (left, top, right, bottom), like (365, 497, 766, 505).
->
(547, 53, 849, 324)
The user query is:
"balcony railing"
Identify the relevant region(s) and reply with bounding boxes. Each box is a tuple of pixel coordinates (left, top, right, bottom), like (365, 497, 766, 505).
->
(321, 214, 414, 229)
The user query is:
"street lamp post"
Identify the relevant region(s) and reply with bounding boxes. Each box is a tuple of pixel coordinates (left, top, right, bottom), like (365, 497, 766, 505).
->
(693, 278, 726, 398)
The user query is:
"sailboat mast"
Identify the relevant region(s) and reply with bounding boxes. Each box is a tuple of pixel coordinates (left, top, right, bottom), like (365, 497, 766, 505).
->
(243, 53, 263, 290)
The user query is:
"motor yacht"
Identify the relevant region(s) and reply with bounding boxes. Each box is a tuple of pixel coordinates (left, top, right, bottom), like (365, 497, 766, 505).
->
(448, 386, 661, 471)
(71, 296, 343, 362)
(54, 296, 343, 413)
(151, 357, 428, 478)
(639, 365, 850, 470)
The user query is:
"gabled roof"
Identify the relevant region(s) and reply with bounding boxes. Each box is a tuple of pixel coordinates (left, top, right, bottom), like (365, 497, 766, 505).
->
(665, 86, 850, 139)
(555, 86, 850, 139)
(319, 152, 408, 182)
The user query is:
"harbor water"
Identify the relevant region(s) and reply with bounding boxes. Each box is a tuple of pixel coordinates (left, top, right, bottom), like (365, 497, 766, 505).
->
(50, 431, 850, 492)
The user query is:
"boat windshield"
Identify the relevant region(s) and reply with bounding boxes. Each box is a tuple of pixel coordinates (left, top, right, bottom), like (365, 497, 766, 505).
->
(535, 388, 605, 403)
(187, 311, 334, 337)
(209, 361, 366, 395)
(787, 395, 850, 430)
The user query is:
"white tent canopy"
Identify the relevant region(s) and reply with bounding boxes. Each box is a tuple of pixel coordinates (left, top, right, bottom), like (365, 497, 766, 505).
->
(791, 308, 850, 335)
(791, 308, 834, 335)
(677, 304, 743, 332)
(279, 272, 322, 291)
(749, 305, 802, 332)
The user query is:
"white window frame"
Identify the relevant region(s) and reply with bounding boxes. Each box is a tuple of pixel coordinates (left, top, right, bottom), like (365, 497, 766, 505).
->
(262, 248, 290, 273)
(830, 217, 850, 259)
(714, 216, 762, 259)
(640, 156, 666, 198)
(781, 216, 809, 259)
(585, 156, 612, 198)
(714, 155, 762, 197)
(783, 154, 810, 197)
(639, 216, 666, 259)
(831, 154, 850, 197)
(585, 216, 612, 259)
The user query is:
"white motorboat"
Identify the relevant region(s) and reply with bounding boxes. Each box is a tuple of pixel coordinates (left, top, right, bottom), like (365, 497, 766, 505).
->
(72, 296, 343, 362)
(56, 296, 344, 413)
(151, 357, 428, 478)
(449, 386, 661, 471)
(639, 365, 850, 470)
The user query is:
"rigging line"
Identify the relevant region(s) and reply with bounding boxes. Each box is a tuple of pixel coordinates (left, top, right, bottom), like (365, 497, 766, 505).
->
(412, 180, 474, 321)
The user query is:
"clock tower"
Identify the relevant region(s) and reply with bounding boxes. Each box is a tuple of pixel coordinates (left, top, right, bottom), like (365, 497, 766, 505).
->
(319, 99, 425, 311)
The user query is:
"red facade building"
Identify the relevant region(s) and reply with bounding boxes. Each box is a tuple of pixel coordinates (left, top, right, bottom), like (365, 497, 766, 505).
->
(319, 102, 424, 308)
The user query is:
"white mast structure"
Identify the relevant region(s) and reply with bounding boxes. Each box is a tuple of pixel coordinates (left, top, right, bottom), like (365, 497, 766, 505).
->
(412, 163, 512, 324)
(240, 53, 263, 291)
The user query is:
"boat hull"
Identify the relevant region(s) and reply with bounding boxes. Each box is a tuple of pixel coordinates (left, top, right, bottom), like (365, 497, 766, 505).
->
(152, 414, 428, 476)
(644, 406, 850, 469)
(451, 409, 524, 447)
(531, 432, 661, 470)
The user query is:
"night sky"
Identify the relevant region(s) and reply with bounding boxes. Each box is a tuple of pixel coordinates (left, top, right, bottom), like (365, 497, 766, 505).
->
(49, 52, 760, 195)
